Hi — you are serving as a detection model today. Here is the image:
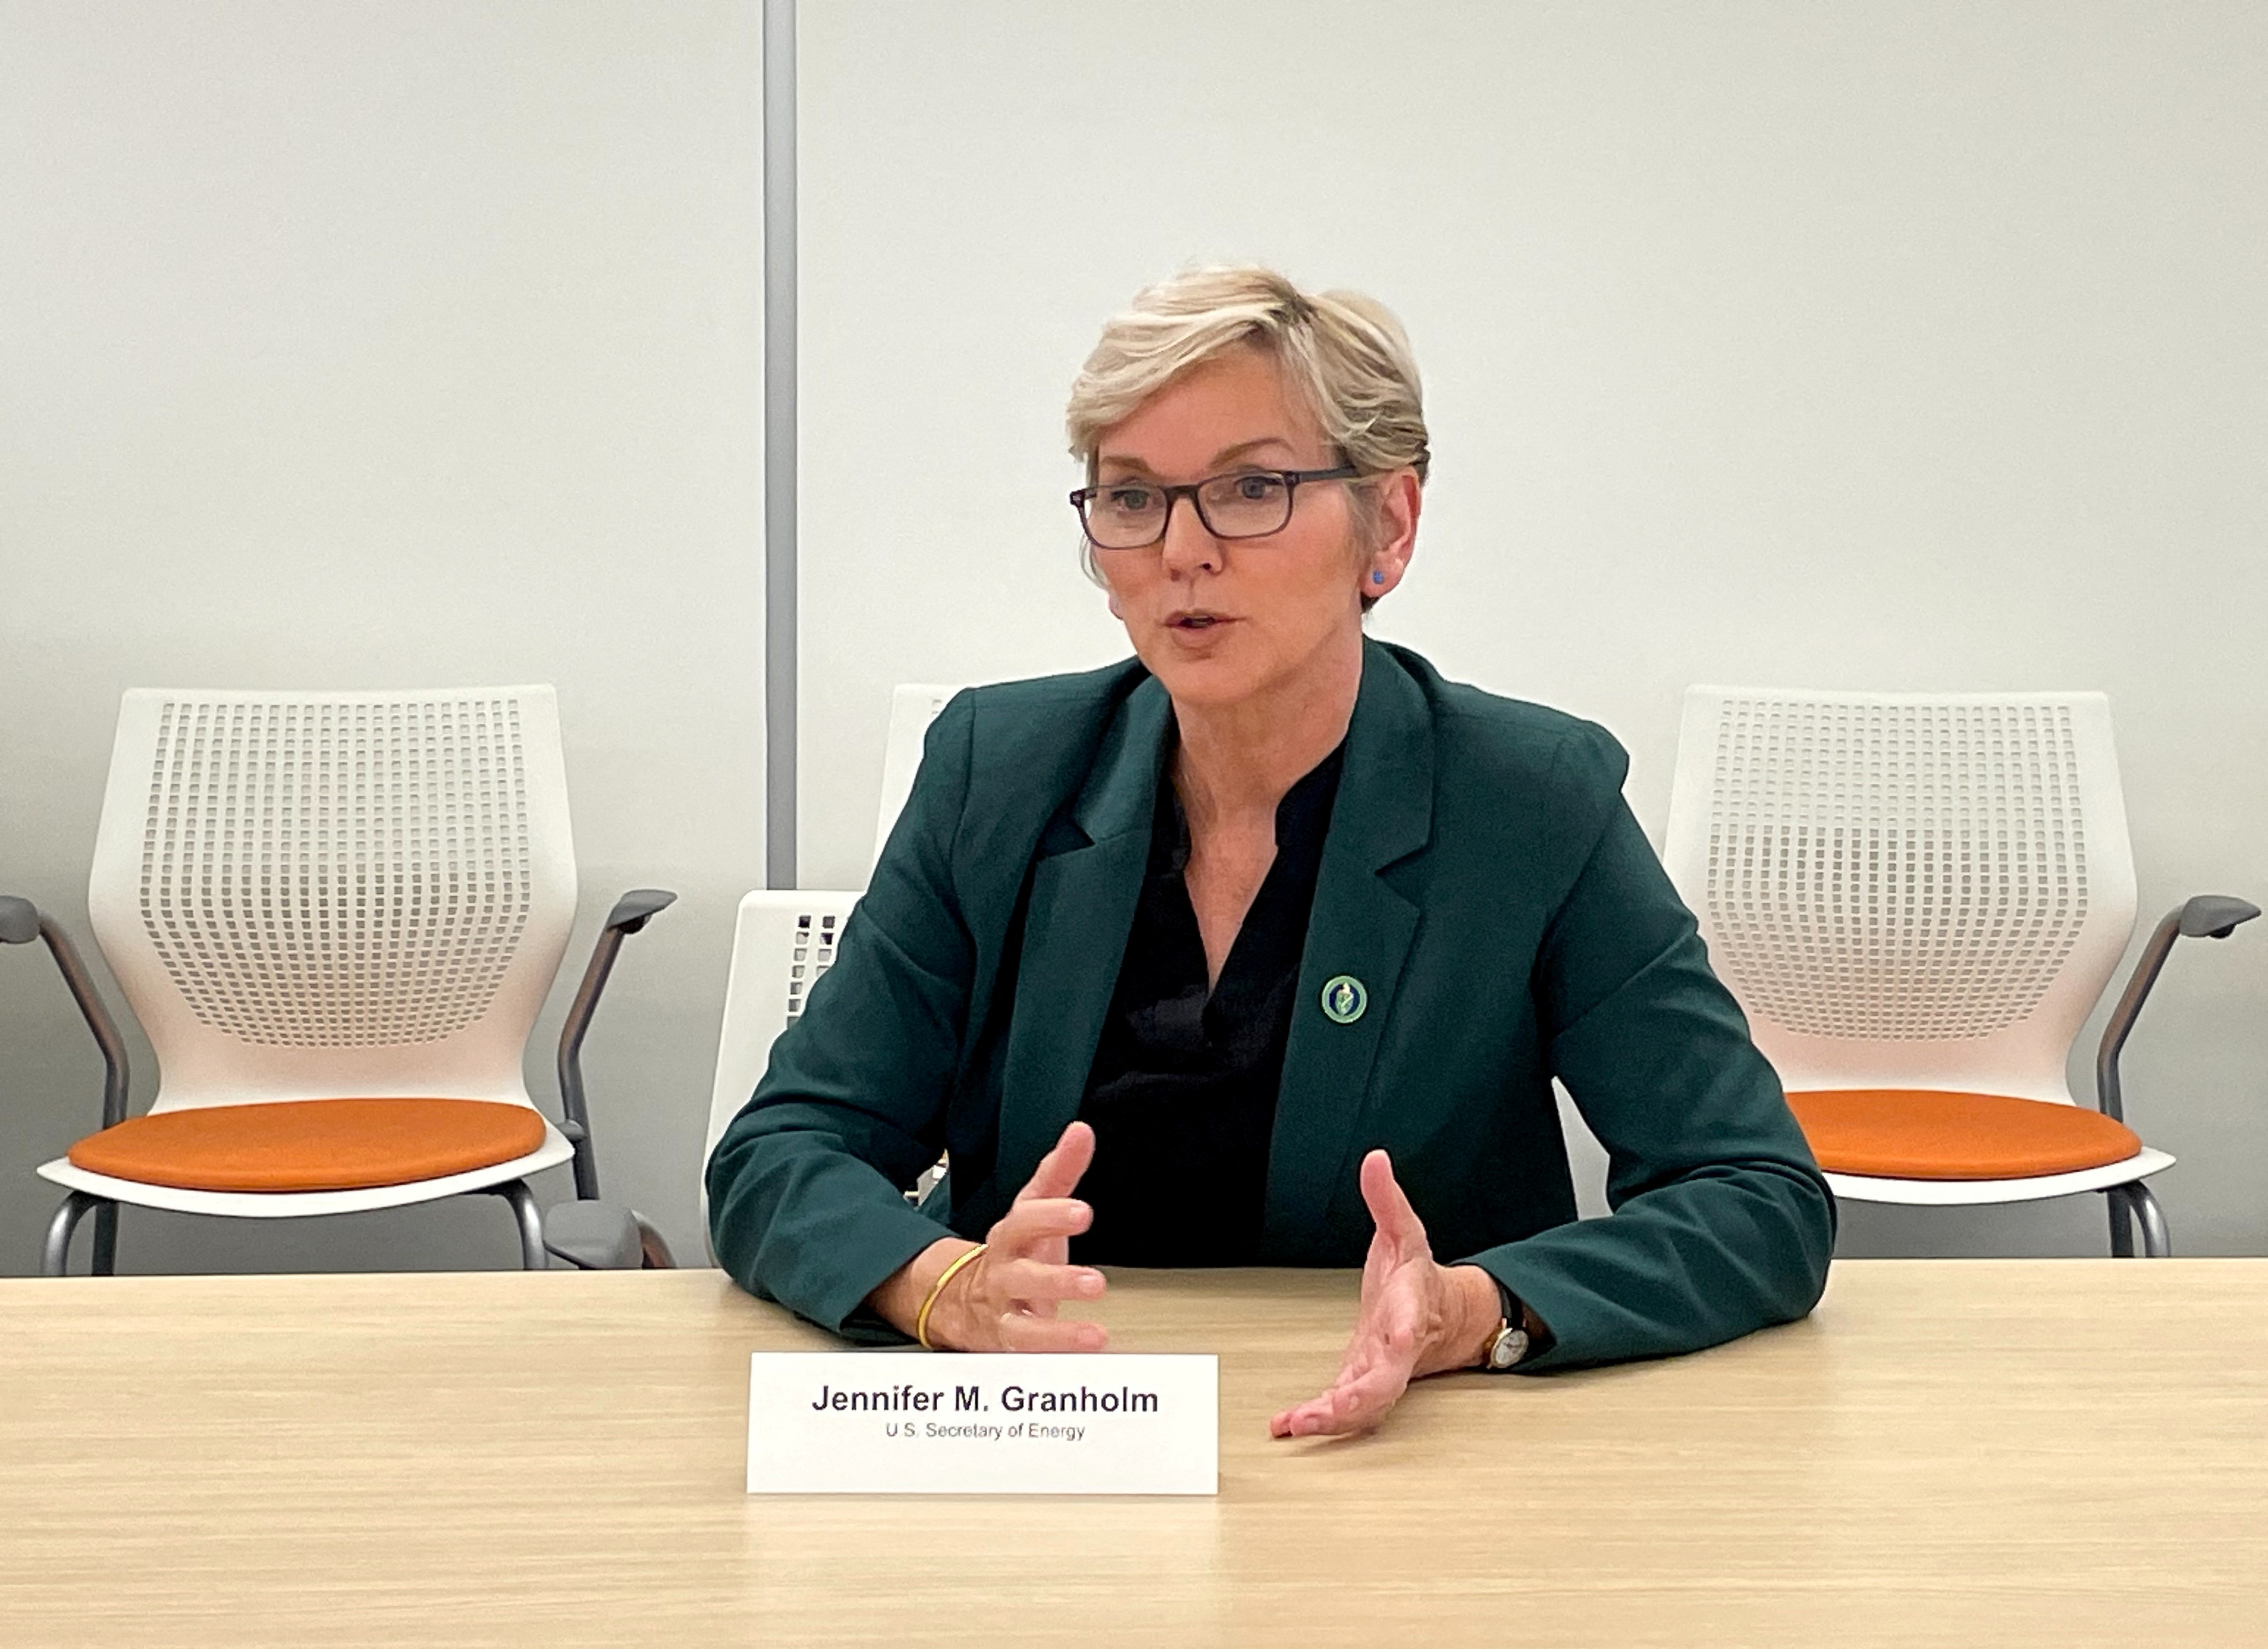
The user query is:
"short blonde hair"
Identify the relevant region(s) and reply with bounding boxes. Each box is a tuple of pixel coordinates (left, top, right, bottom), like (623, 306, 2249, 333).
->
(1066, 266, 1431, 485)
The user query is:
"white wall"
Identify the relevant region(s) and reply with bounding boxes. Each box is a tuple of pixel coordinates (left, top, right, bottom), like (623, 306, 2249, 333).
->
(798, 1, 2268, 1257)
(0, 1, 762, 1272)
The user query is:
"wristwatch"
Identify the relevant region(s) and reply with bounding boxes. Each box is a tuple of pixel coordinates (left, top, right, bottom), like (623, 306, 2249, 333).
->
(1481, 1282, 1534, 1372)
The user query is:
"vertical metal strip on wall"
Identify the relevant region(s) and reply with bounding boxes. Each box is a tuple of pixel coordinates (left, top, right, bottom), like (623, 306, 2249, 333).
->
(762, 0, 798, 887)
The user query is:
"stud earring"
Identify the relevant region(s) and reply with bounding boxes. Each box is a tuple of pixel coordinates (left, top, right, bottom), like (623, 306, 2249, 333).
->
(1370, 571, 1386, 585)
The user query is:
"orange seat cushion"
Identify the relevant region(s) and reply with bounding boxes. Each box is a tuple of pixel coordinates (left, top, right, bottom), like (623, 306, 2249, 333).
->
(67, 1098, 547, 1193)
(1786, 1089, 2144, 1181)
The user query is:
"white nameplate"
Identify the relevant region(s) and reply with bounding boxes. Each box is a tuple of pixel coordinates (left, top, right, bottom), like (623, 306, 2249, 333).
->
(746, 1352, 1217, 1495)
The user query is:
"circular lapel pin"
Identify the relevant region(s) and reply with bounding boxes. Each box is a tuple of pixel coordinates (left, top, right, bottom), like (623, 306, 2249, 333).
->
(1320, 974, 1368, 1025)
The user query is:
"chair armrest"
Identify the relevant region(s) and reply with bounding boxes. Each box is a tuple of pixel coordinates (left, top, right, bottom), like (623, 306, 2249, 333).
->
(556, 889, 678, 1199)
(2176, 894, 2259, 939)
(541, 1199, 678, 1269)
(1, 896, 132, 1131)
(543, 1201, 642, 1269)
(603, 889, 677, 933)
(2095, 895, 2261, 1122)
(0, 896, 41, 946)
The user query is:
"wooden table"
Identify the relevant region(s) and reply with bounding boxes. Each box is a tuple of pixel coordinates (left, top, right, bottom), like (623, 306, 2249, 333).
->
(3, 1261, 2264, 1647)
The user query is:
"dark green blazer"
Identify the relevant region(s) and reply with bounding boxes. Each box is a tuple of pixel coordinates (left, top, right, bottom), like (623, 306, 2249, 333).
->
(709, 641, 1833, 1368)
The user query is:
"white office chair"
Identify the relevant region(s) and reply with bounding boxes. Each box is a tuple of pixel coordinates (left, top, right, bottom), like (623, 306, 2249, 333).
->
(697, 684, 969, 1244)
(698, 889, 865, 1235)
(1663, 687, 2255, 1256)
(2, 687, 673, 1274)
(571, 685, 969, 1269)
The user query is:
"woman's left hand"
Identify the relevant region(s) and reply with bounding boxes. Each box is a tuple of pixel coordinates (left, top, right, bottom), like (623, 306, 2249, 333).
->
(1268, 1149, 1504, 1439)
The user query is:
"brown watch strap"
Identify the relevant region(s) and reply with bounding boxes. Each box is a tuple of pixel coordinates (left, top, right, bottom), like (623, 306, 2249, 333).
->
(1496, 1281, 1554, 1357)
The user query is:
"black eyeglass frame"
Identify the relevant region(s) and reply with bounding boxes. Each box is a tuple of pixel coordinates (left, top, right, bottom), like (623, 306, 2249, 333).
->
(1069, 464, 1362, 549)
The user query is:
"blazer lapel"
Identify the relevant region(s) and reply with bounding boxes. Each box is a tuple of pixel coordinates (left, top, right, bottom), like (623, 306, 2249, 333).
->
(1263, 642, 1433, 1259)
(994, 675, 1173, 1187)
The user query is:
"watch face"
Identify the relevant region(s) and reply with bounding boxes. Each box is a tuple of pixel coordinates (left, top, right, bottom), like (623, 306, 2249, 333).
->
(1488, 1327, 1529, 1370)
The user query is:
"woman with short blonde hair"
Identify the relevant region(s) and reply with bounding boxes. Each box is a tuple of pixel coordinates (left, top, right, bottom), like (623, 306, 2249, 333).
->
(712, 266, 1832, 1438)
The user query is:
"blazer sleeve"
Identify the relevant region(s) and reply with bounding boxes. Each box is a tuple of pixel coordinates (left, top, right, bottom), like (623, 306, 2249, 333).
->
(1461, 727, 1837, 1370)
(705, 692, 981, 1333)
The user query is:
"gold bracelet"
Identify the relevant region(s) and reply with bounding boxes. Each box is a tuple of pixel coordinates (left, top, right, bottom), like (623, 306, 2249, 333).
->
(915, 1242, 988, 1351)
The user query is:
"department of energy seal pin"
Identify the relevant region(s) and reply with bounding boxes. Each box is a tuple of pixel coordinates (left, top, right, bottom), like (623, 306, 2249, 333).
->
(1320, 975, 1367, 1025)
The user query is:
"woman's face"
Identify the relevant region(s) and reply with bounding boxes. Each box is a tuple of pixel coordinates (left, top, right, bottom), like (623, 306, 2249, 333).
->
(1088, 346, 1415, 714)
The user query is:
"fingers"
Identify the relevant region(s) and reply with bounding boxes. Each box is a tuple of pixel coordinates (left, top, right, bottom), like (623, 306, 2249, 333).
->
(938, 1124, 1110, 1355)
(1015, 1121, 1097, 1205)
(937, 1192, 1110, 1353)
(1001, 1124, 1098, 1269)
(1270, 1194, 1437, 1440)
(996, 1311, 1108, 1354)
(1359, 1150, 1429, 1254)
(1270, 1352, 1406, 1442)
(991, 1254, 1107, 1308)
(986, 1195, 1091, 1282)
(1270, 1389, 1344, 1439)
(926, 1245, 1108, 1355)
(1268, 1358, 1411, 1439)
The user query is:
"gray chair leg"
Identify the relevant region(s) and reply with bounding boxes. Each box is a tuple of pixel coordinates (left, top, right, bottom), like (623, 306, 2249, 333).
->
(486, 1180, 547, 1270)
(90, 1201, 119, 1275)
(42, 1192, 104, 1277)
(2129, 1182, 2173, 1258)
(2106, 1185, 2135, 1258)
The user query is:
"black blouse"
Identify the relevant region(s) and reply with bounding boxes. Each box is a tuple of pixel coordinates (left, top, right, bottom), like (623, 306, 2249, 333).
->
(1070, 742, 1346, 1266)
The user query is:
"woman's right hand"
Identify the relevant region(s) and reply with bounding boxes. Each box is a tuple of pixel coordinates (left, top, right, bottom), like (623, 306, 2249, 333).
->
(871, 1121, 1110, 1352)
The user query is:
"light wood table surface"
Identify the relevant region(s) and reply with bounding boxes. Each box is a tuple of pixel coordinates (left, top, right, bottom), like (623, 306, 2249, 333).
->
(3, 1260, 2265, 1647)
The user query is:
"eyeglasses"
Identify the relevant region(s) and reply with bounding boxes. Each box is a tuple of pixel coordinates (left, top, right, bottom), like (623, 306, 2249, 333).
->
(1069, 465, 1360, 550)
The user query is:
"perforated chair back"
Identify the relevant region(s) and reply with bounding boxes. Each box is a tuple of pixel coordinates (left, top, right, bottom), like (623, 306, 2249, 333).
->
(86, 687, 578, 1115)
(701, 889, 863, 1214)
(871, 684, 964, 870)
(1663, 688, 2138, 1104)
